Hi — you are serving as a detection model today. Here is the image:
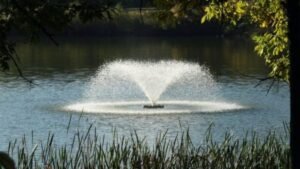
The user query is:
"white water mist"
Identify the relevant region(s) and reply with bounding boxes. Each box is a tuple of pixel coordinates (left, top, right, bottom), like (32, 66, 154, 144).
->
(84, 60, 217, 104)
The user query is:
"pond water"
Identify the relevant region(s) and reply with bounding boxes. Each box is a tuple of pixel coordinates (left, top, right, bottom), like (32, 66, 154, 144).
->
(0, 37, 289, 149)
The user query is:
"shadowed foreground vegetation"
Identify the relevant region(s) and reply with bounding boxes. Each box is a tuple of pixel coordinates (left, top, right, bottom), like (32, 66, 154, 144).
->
(0, 124, 290, 169)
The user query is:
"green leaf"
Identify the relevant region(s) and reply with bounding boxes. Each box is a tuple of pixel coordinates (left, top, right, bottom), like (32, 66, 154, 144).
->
(201, 16, 206, 23)
(0, 152, 16, 169)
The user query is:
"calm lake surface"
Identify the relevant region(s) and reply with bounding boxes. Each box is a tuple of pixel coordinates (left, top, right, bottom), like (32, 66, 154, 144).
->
(0, 37, 289, 149)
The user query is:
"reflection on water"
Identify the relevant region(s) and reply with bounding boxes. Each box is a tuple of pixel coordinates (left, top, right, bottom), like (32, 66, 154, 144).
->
(0, 37, 288, 149)
(14, 37, 267, 76)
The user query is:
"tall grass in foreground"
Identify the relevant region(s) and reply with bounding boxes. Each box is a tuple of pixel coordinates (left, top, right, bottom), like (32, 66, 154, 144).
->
(2, 124, 290, 169)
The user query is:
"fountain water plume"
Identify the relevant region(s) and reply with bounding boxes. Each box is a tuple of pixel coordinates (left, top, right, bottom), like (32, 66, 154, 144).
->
(64, 60, 247, 114)
(86, 60, 216, 105)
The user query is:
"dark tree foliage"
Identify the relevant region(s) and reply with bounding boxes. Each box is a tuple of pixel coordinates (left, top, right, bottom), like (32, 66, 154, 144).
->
(153, 0, 207, 28)
(0, 0, 117, 79)
(117, 0, 153, 8)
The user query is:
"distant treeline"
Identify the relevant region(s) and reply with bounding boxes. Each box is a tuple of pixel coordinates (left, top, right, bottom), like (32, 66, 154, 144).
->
(113, 0, 154, 8)
(59, 8, 226, 37)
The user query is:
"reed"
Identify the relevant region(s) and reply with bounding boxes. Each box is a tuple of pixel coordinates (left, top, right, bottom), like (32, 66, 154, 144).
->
(1, 123, 290, 169)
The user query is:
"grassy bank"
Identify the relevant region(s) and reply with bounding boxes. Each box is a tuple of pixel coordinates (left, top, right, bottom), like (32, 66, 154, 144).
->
(1, 124, 290, 169)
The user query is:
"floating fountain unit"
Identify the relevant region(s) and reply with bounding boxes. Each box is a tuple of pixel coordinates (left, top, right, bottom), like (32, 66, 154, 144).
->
(143, 104, 164, 109)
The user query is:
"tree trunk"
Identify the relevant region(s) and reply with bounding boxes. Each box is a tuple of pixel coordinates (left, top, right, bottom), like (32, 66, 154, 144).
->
(287, 0, 300, 168)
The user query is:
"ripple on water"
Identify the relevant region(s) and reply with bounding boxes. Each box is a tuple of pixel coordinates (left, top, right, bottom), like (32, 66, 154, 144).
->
(63, 100, 247, 115)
